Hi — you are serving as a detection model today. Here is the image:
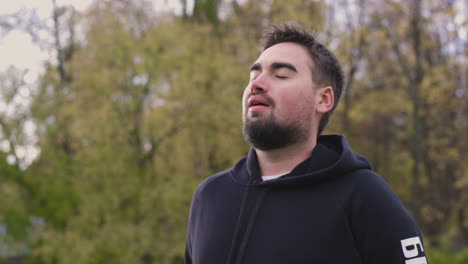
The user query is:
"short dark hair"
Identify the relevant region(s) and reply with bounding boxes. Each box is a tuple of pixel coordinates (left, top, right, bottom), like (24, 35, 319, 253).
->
(260, 21, 344, 136)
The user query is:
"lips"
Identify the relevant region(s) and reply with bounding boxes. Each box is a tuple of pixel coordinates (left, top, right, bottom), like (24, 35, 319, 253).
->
(248, 96, 270, 108)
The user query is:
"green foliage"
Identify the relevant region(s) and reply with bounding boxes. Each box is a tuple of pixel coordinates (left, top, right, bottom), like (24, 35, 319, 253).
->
(428, 248, 468, 264)
(2, 208, 29, 241)
(24, 152, 78, 230)
(426, 237, 468, 264)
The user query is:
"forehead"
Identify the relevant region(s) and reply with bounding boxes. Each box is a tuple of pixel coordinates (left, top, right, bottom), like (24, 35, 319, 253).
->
(256, 42, 312, 70)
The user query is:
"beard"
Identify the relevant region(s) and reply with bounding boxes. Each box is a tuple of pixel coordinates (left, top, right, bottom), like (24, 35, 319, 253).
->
(242, 114, 308, 151)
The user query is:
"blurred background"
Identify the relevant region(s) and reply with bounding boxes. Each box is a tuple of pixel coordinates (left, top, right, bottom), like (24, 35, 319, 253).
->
(0, 0, 466, 263)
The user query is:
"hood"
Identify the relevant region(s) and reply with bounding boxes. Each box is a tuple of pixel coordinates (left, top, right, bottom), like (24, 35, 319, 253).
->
(230, 135, 371, 187)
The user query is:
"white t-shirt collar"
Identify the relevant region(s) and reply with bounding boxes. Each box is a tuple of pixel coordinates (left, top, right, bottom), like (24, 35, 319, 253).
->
(261, 172, 289, 181)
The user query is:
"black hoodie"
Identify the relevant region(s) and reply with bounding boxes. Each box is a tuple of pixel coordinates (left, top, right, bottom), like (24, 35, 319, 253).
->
(185, 135, 428, 264)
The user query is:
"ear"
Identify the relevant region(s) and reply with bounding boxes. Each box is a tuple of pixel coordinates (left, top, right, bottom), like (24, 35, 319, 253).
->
(315, 86, 334, 114)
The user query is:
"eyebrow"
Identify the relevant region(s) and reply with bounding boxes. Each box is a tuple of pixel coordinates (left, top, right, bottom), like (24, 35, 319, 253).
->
(249, 62, 298, 72)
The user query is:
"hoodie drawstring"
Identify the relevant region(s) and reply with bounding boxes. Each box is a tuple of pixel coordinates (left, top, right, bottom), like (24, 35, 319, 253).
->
(226, 176, 254, 264)
(235, 188, 269, 264)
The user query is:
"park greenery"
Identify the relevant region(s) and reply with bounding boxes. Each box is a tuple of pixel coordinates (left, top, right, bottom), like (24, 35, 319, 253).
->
(0, 0, 467, 263)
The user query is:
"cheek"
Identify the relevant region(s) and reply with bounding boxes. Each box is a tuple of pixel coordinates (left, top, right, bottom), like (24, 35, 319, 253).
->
(274, 93, 296, 117)
(276, 86, 315, 118)
(241, 86, 250, 113)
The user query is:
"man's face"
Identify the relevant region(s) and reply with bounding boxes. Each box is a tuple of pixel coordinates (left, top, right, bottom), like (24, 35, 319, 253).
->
(242, 42, 318, 150)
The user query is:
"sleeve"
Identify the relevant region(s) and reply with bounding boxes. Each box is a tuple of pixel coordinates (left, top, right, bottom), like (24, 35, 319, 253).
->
(349, 172, 429, 264)
(184, 233, 193, 264)
(184, 185, 202, 264)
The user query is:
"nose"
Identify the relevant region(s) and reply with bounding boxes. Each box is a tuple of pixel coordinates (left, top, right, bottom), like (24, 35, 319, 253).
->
(250, 73, 267, 94)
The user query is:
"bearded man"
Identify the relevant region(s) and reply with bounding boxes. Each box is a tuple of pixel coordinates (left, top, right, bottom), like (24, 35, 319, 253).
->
(184, 22, 428, 264)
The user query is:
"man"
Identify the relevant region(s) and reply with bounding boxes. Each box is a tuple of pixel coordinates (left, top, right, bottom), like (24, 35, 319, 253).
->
(185, 22, 428, 264)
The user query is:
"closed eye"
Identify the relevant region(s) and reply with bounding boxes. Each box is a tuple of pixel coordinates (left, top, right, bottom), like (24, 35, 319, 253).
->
(275, 75, 288, 79)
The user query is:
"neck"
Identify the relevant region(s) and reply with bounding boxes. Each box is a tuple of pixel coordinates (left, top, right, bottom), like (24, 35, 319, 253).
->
(255, 136, 317, 176)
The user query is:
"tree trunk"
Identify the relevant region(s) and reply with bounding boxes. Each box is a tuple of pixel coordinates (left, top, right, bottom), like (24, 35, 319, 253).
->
(409, 0, 424, 222)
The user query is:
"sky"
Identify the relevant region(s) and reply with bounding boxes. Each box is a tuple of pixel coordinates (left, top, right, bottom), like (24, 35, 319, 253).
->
(0, 0, 191, 76)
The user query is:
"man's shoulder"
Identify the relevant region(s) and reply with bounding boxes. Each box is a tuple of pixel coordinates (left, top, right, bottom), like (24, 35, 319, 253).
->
(344, 169, 398, 198)
(336, 168, 413, 219)
(201, 168, 233, 187)
(343, 168, 385, 186)
(338, 169, 392, 199)
(196, 155, 249, 192)
(192, 167, 236, 199)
